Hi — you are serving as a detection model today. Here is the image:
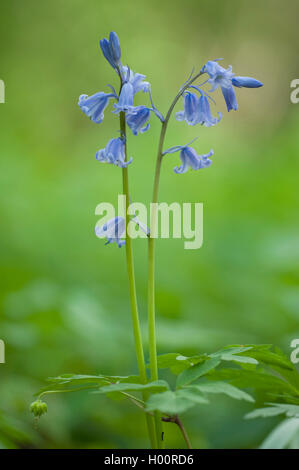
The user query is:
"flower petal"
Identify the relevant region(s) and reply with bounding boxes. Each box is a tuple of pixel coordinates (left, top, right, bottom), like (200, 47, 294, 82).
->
(221, 85, 238, 111)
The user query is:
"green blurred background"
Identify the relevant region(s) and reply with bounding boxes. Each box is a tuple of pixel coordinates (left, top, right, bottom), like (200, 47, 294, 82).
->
(0, 0, 299, 449)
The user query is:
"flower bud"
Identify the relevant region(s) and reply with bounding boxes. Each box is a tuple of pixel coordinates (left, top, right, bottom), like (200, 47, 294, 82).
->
(30, 399, 48, 418)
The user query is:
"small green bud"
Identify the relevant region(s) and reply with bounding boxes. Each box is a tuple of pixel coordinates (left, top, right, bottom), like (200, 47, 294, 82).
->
(30, 399, 48, 418)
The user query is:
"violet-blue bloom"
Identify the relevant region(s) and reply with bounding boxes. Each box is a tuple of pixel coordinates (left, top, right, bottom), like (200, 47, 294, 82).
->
(78, 91, 115, 124)
(121, 66, 150, 94)
(202, 60, 237, 111)
(197, 92, 222, 127)
(113, 82, 134, 113)
(221, 85, 238, 112)
(163, 142, 213, 174)
(96, 137, 132, 168)
(176, 91, 221, 127)
(202, 60, 263, 112)
(100, 32, 121, 70)
(202, 60, 235, 91)
(95, 216, 126, 247)
(175, 92, 198, 125)
(126, 106, 151, 135)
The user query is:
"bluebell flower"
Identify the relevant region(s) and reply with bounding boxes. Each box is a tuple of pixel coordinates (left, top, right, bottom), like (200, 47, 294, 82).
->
(197, 91, 222, 127)
(113, 66, 151, 114)
(202, 60, 237, 112)
(176, 91, 221, 127)
(113, 82, 134, 113)
(175, 92, 198, 125)
(100, 32, 121, 70)
(95, 216, 126, 247)
(202, 60, 234, 91)
(96, 137, 132, 168)
(126, 106, 151, 135)
(163, 141, 213, 174)
(78, 91, 115, 123)
(220, 85, 238, 112)
(121, 66, 150, 94)
(202, 60, 263, 112)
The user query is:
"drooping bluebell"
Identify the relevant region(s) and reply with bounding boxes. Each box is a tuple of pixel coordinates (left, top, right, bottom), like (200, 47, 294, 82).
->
(197, 91, 222, 127)
(78, 91, 116, 123)
(176, 91, 221, 127)
(163, 142, 213, 174)
(95, 216, 126, 247)
(96, 137, 132, 168)
(126, 106, 151, 135)
(202, 60, 263, 112)
(121, 66, 150, 94)
(175, 92, 198, 125)
(113, 82, 135, 113)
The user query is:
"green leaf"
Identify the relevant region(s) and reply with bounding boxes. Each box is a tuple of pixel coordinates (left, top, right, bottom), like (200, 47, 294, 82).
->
(47, 373, 141, 385)
(246, 403, 299, 419)
(176, 357, 221, 388)
(211, 345, 255, 356)
(36, 373, 143, 396)
(146, 389, 209, 415)
(47, 374, 110, 385)
(187, 380, 254, 402)
(97, 380, 170, 395)
(156, 353, 207, 375)
(219, 354, 258, 365)
(245, 407, 287, 419)
(260, 418, 299, 449)
(209, 368, 296, 396)
(241, 349, 294, 371)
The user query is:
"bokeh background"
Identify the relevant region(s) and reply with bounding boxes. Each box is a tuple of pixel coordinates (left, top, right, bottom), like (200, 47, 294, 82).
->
(0, 0, 299, 449)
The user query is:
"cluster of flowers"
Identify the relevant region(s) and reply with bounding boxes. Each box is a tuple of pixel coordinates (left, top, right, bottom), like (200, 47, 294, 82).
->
(78, 32, 262, 245)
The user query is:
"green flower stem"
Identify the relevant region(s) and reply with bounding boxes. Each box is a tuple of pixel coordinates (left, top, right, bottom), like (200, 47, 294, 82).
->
(119, 111, 158, 449)
(148, 71, 203, 448)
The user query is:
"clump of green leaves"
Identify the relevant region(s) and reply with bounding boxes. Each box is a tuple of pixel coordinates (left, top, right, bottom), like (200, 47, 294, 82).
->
(32, 343, 299, 447)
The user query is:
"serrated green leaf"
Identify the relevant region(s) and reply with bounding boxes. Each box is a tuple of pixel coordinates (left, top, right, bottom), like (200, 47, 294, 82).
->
(146, 389, 209, 415)
(245, 407, 287, 419)
(219, 354, 258, 365)
(260, 418, 299, 449)
(209, 368, 295, 396)
(211, 346, 255, 356)
(266, 403, 299, 418)
(47, 374, 110, 385)
(47, 373, 141, 385)
(224, 344, 272, 352)
(242, 350, 294, 371)
(97, 380, 170, 395)
(176, 357, 221, 388)
(245, 403, 299, 419)
(36, 373, 143, 396)
(156, 353, 207, 375)
(187, 380, 254, 402)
